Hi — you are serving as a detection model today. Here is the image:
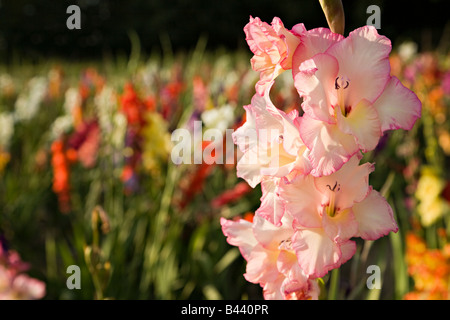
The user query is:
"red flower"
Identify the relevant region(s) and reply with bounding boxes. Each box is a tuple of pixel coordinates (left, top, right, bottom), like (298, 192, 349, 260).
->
(211, 182, 252, 208)
(67, 119, 100, 168)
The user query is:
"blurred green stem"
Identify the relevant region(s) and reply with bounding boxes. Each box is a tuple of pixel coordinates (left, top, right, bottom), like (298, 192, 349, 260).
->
(389, 229, 408, 298)
(140, 160, 180, 297)
(45, 233, 57, 282)
(328, 268, 340, 300)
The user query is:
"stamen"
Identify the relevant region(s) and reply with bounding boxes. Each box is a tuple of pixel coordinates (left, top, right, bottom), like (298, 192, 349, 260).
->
(279, 239, 293, 251)
(326, 182, 340, 192)
(326, 192, 336, 217)
(334, 76, 351, 116)
(325, 181, 340, 217)
(343, 81, 349, 89)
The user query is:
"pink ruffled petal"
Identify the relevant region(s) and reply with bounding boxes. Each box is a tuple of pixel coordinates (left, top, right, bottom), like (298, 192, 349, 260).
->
(335, 240, 357, 268)
(235, 146, 265, 188)
(314, 153, 373, 209)
(292, 228, 341, 278)
(372, 76, 422, 132)
(295, 53, 339, 123)
(245, 16, 302, 95)
(278, 175, 323, 228)
(325, 26, 392, 106)
(297, 115, 358, 177)
(322, 208, 358, 243)
(353, 188, 398, 240)
(262, 275, 285, 300)
(277, 251, 310, 298)
(256, 177, 286, 227)
(252, 213, 294, 250)
(244, 245, 279, 284)
(232, 104, 257, 153)
(220, 217, 257, 261)
(335, 99, 382, 152)
(292, 27, 344, 80)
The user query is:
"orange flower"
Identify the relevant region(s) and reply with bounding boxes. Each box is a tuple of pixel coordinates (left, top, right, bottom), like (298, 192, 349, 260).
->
(404, 232, 450, 300)
(50, 139, 72, 213)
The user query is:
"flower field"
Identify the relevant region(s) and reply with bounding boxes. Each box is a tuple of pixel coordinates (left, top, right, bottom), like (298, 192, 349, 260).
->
(0, 23, 449, 300)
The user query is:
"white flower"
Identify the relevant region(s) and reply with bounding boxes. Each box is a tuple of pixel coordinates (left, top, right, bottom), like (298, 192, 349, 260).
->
(63, 87, 82, 115)
(201, 104, 235, 133)
(14, 77, 47, 122)
(49, 115, 73, 140)
(398, 41, 418, 62)
(94, 86, 117, 134)
(111, 113, 127, 150)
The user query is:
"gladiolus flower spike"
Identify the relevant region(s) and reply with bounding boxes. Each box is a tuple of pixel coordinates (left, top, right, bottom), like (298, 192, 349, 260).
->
(221, 15, 421, 300)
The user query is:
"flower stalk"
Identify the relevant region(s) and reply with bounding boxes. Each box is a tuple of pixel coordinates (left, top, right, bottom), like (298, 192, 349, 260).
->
(318, 0, 345, 35)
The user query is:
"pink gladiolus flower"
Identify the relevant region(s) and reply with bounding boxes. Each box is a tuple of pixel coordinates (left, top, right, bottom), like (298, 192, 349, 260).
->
(245, 16, 306, 96)
(293, 26, 421, 176)
(221, 214, 320, 300)
(233, 85, 311, 188)
(225, 15, 422, 300)
(292, 27, 344, 80)
(232, 85, 311, 226)
(278, 154, 398, 278)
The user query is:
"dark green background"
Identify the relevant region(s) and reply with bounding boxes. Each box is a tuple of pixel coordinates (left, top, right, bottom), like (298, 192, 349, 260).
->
(0, 0, 448, 60)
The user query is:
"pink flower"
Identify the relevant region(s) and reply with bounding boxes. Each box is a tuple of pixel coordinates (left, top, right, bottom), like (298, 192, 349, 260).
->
(255, 177, 286, 227)
(232, 85, 311, 226)
(0, 245, 46, 300)
(233, 86, 311, 188)
(278, 154, 398, 278)
(221, 214, 320, 300)
(245, 16, 306, 96)
(0, 265, 46, 300)
(292, 27, 344, 80)
(293, 26, 421, 176)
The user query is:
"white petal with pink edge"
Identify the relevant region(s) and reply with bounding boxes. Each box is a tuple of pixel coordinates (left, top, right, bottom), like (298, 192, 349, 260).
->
(325, 26, 392, 106)
(295, 53, 339, 123)
(336, 99, 382, 152)
(297, 115, 359, 177)
(314, 153, 373, 209)
(372, 76, 422, 132)
(292, 228, 342, 278)
(353, 188, 398, 240)
(220, 218, 257, 261)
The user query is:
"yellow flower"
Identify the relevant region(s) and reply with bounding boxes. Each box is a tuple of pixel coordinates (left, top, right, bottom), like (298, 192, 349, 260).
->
(417, 198, 449, 227)
(415, 167, 444, 200)
(415, 166, 448, 227)
(141, 112, 172, 175)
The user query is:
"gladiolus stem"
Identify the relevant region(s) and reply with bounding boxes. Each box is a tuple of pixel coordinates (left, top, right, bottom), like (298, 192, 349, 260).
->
(318, 0, 345, 35)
